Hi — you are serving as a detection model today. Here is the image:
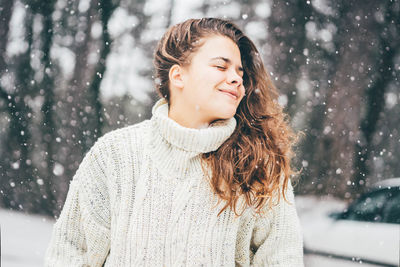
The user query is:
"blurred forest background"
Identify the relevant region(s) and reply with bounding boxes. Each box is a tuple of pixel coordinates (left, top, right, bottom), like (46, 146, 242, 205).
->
(0, 0, 399, 217)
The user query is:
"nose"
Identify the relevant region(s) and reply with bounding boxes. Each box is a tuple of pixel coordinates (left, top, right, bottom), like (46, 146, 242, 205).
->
(227, 69, 243, 87)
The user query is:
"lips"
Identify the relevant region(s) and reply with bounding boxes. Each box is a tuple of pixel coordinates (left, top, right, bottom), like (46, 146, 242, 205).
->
(218, 89, 238, 99)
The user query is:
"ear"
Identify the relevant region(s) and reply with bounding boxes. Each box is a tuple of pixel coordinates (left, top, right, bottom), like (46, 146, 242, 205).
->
(169, 64, 185, 89)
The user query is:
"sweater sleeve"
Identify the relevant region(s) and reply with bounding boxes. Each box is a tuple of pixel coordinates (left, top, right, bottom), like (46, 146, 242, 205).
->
(44, 138, 112, 267)
(250, 180, 304, 267)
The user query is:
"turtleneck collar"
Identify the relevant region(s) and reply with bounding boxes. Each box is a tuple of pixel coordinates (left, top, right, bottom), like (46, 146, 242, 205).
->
(145, 98, 236, 179)
(151, 98, 237, 154)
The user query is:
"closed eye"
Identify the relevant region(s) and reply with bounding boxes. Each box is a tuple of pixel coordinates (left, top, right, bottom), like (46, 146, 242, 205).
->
(216, 65, 226, 70)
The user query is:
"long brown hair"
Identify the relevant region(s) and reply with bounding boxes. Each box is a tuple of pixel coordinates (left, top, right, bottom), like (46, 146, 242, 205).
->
(153, 18, 299, 216)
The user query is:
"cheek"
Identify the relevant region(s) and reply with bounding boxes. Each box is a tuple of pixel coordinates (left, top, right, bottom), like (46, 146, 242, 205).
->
(198, 67, 225, 83)
(183, 69, 227, 103)
(211, 71, 226, 84)
(240, 86, 246, 99)
(197, 74, 224, 95)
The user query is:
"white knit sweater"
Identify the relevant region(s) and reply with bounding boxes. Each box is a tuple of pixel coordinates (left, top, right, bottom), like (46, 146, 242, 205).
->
(45, 98, 304, 267)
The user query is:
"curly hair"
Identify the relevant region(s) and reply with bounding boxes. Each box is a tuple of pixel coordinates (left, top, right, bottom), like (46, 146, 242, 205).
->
(153, 18, 299, 216)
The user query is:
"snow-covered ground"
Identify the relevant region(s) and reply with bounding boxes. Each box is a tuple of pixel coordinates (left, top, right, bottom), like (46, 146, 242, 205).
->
(0, 209, 54, 267)
(304, 254, 384, 267)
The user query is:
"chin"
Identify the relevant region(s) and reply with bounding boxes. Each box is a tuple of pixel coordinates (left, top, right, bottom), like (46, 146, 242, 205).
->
(206, 104, 238, 121)
(215, 110, 236, 120)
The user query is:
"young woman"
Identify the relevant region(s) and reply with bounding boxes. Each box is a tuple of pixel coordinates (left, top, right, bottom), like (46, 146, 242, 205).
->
(45, 18, 304, 266)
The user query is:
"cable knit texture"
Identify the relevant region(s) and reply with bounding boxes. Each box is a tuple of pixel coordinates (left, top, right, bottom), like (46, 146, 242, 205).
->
(44, 98, 304, 267)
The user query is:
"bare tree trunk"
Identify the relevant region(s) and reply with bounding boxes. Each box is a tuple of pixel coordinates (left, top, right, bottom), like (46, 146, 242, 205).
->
(0, 7, 39, 211)
(315, 0, 383, 199)
(297, 1, 347, 195)
(39, 0, 58, 215)
(353, 0, 399, 196)
(269, 0, 312, 117)
(86, 0, 119, 150)
(68, 3, 98, 155)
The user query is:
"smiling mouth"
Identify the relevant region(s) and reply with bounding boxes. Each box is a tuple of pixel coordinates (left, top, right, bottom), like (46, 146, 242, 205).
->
(218, 90, 238, 100)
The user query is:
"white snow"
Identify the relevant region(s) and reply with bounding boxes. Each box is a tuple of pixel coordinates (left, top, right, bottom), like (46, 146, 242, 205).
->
(304, 254, 383, 267)
(0, 208, 54, 267)
(385, 92, 398, 109)
(6, 2, 28, 57)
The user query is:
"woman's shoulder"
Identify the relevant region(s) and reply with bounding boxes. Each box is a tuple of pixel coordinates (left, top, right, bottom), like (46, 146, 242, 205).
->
(88, 119, 152, 156)
(99, 119, 151, 143)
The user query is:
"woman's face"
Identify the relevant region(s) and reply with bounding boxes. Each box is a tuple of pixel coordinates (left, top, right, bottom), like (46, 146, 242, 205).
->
(173, 34, 245, 126)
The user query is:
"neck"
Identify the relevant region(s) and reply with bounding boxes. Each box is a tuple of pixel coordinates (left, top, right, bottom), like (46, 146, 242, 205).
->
(168, 102, 214, 129)
(148, 98, 237, 179)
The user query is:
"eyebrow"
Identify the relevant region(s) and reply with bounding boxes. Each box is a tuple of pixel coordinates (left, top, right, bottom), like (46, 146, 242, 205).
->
(210, 57, 244, 72)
